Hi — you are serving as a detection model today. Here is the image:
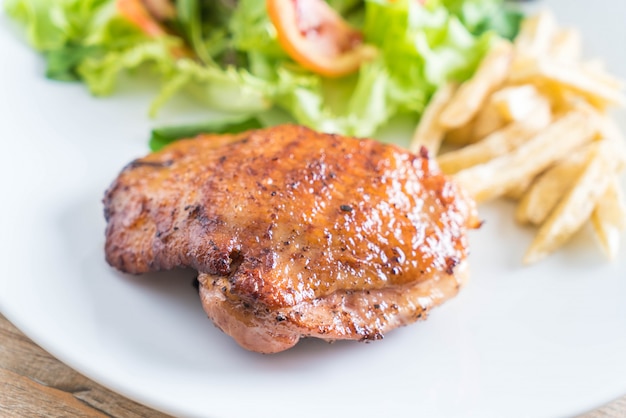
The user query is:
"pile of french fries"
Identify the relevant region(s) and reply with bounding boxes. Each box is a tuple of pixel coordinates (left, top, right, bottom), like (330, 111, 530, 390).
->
(410, 11, 626, 264)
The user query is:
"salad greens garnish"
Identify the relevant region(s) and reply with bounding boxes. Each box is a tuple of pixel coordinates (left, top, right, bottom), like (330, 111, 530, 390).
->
(149, 115, 263, 151)
(5, 0, 522, 139)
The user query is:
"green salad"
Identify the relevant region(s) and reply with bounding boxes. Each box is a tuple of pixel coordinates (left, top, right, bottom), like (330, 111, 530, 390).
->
(5, 0, 522, 142)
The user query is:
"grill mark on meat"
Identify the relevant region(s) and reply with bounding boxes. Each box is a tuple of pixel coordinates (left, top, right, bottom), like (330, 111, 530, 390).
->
(445, 256, 460, 275)
(207, 251, 232, 276)
(187, 204, 225, 231)
(228, 250, 244, 277)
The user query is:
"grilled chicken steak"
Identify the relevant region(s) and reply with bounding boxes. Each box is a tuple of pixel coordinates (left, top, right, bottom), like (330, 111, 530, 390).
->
(104, 125, 480, 353)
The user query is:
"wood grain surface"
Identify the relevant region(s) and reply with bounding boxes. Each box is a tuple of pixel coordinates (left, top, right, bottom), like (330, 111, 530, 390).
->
(0, 313, 624, 418)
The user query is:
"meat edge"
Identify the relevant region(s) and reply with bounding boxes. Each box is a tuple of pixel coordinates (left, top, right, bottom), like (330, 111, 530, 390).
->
(198, 261, 470, 354)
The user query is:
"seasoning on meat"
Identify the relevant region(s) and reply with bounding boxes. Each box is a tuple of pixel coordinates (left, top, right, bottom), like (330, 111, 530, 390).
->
(104, 125, 480, 353)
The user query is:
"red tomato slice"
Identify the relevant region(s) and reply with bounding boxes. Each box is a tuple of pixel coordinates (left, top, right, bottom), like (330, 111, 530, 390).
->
(117, 0, 191, 58)
(117, 0, 168, 37)
(266, 0, 377, 78)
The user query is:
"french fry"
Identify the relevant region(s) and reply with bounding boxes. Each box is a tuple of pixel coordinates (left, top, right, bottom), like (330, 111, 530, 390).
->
(469, 100, 507, 142)
(444, 119, 476, 146)
(597, 113, 625, 141)
(515, 144, 593, 226)
(582, 60, 625, 90)
(415, 10, 626, 262)
(439, 40, 513, 129)
(587, 110, 626, 165)
(504, 178, 533, 201)
(574, 113, 625, 259)
(410, 82, 457, 155)
(454, 110, 597, 202)
(548, 85, 591, 114)
(549, 28, 582, 63)
(523, 140, 622, 264)
(509, 58, 626, 107)
(592, 214, 621, 260)
(490, 84, 548, 122)
(438, 103, 552, 174)
(591, 178, 626, 259)
(514, 10, 558, 57)
(594, 178, 626, 228)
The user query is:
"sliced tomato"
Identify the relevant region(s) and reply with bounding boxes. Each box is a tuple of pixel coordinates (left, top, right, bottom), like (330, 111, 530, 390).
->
(117, 0, 191, 58)
(142, 0, 176, 21)
(117, 0, 168, 38)
(266, 0, 377, 78)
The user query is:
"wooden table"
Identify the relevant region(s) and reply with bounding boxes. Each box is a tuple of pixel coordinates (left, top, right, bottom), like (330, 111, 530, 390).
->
(1, 313, 624, 417)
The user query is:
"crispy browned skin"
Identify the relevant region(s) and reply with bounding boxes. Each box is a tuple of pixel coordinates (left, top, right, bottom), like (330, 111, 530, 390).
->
(104, 125, 479, 353)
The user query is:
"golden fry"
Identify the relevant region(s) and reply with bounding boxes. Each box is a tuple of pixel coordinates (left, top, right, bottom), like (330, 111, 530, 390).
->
(454, 110, 597, 203)
(594, 177, 626, 228)
(470, 101, 507, 142)
(410, 82, 457, 155)
(490, 84, 548, 122)
(582, 60, 625, 90)
(444, 119, 477, 146)
(439, 40, 513, 129)
(504, 178, 533, 201)
(549, 28, 582, 62)
(514, 10, 558, 57)
(524, 140, 622, 264)
(414, 10, 626, 262)
(592, 178, 626, 260)
(596, 114, 626, 162)
(509, 58, 626, 107)
(515, 144, 592, 226)
(438, 104, 551, 174)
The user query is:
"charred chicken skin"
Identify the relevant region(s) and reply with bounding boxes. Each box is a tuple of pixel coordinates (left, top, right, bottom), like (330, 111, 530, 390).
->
(104, 125, 480, 353)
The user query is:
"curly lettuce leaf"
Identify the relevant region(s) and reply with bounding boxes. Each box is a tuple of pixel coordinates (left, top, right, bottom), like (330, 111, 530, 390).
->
(365, 0, 496, 90)
(4, 0, 275, 116)
(5, 0, 522, 138)
(229, 0, 286, 59)
(5, 0, 110, 50)
(437, 0, 523, 40)
(5, 0, 164, 83)
(264, 0, 500, 136)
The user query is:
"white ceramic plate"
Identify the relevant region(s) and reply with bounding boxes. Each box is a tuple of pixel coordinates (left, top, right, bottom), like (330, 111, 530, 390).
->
(1, 1, 626, 417)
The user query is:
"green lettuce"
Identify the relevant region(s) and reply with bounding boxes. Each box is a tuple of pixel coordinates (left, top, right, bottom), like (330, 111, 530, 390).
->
(149, 115, 263, 151)
(438, 0, 523, 40)
(5, 0, 522, 138)
(264, 0, 503, 136)
(4, 0, 273, 116)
